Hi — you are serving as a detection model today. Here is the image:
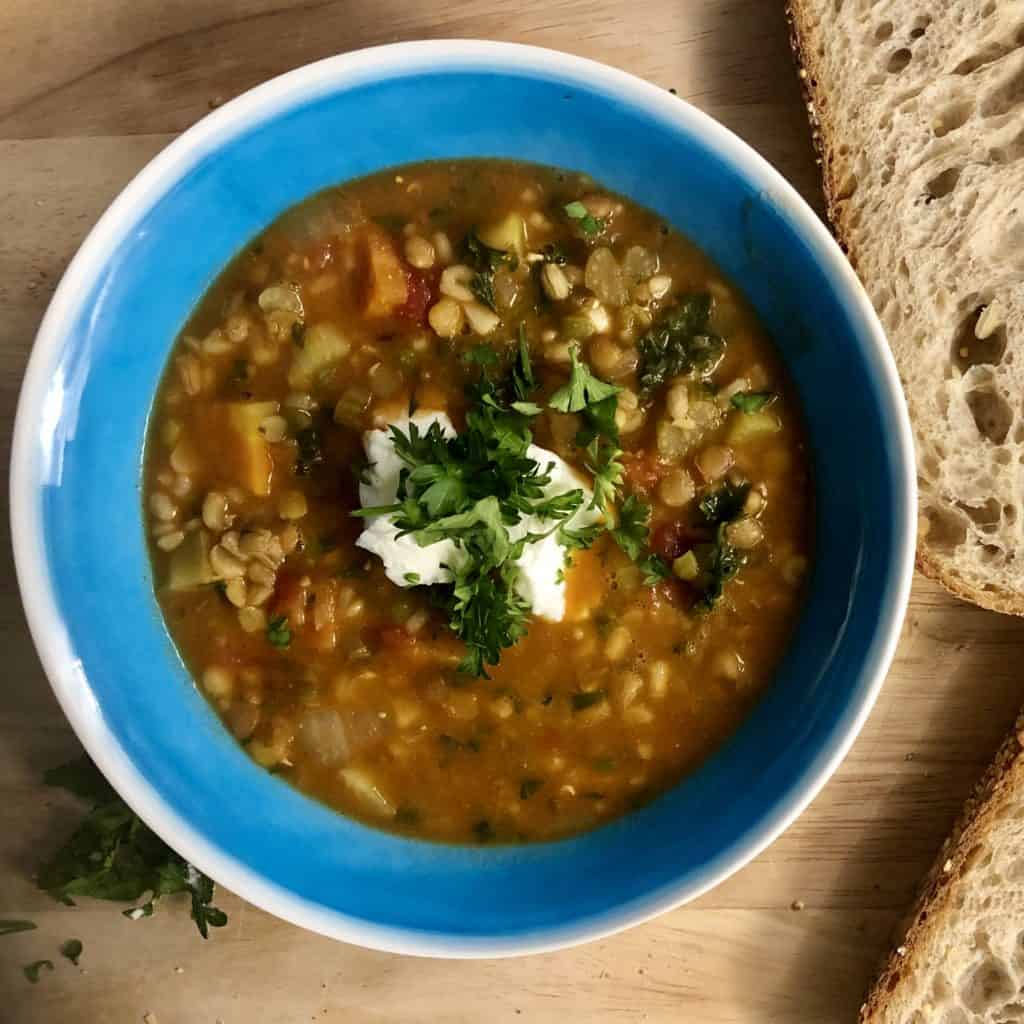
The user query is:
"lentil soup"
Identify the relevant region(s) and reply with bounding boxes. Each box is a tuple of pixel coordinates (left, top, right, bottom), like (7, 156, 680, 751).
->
(144, 159, 812, 844)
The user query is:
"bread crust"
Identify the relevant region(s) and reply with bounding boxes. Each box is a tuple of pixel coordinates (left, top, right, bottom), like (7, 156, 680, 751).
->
(856, 715, 1024, 1022)
(785, 0, 1024, 617)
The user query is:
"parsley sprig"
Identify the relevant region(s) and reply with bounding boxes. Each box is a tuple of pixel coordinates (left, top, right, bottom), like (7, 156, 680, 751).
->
(354, 338, 669, 674)
(637, 294, 725, 393)
(463, 228, 517, 313)
(37, 756, 227, 939)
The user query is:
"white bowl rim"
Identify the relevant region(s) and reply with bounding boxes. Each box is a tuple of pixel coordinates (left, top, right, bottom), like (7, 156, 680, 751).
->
(9, 39, 917, 958)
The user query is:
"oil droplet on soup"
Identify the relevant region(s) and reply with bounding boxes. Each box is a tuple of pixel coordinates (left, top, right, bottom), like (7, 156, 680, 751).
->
(143, 159, 812, 845)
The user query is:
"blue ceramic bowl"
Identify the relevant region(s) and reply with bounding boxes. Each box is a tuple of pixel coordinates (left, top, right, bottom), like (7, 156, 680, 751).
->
(11, 42, 915, 956)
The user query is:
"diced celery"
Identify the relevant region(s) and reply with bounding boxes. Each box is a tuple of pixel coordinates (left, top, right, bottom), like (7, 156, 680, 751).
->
(288, 323, 351, 391)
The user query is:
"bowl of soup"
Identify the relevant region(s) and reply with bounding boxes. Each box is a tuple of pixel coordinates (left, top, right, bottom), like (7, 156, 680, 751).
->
(11, 41, 915, 955)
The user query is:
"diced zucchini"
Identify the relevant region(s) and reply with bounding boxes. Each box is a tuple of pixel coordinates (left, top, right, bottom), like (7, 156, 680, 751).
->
(672, 550, 699, 581)
(166, 530, 216, 591)
(477, 213, 526, 257)
(195, 400, 278, 495)
(360, 226, 408, 318)
(288, 322, 351, 390)
(562, 315, 596, 340)
(727, 410, 782, 445)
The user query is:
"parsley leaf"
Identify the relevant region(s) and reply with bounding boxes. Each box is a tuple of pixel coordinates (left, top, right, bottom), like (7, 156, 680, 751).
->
(463, 229, 516, 313)
(689, 481, 753, 610)
(559, 521, 603, 551)
(266, 615, 291, 648)
(23, 960, 53, 984)
(610, 494, 652, 561)
(403, 572, 421, 585)
(38, 756, 227, 940)
(462, 344, 499, 368)
(584, 437, 624, 512)
(563, 200, 604, 238)
(638, 552, 670, 585)
(60, 938, 83, 965)
(0, 921, 37, 937)
(610, 496, 670, 586)
(698, 480, 750, 525)
(731, 390, 775, 413)
(549, 344, 621, 413)
(637, 295, 725, 393)
(294, 426, 324, 477)
(694, 527, 747, 612)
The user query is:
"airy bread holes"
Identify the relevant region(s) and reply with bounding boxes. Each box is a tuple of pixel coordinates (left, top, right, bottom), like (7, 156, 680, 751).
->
(952, 307, 1008, 373)
(926, 166, 962, 201)
(959, 956, 1015, 1013)
(888, 48, 913, 73)
(874, 21, 893, 42)
(924, 508, 967, 552)
(957, 498, 1002, 533)
(966, 387, 1013, 444)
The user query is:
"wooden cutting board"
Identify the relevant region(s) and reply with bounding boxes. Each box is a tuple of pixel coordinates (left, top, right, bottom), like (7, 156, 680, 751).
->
(2, 2, 1022, 1021)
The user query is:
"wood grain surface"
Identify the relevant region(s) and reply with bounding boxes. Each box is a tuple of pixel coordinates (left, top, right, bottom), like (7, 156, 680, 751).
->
(2, 2, 1021, 1022)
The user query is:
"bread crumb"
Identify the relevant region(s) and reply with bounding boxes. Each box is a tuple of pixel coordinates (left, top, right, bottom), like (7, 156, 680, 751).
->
(943, 858, 953, 873)
(791, 899, 805, 911)
(904, 752, 916, 761)
(174, 966, 184, 974)
(896, 945, 907, 957)
(143, 1014, 159, 1024)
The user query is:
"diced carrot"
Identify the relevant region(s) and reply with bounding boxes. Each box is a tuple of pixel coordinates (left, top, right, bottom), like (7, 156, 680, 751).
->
(193, 401, 277, 496)
(358, 226, 409, 317)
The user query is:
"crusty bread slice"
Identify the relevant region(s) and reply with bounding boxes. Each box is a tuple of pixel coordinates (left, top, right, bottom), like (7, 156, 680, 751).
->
(857, 714, 1024, 1024)
(787, 0, 1024, 613)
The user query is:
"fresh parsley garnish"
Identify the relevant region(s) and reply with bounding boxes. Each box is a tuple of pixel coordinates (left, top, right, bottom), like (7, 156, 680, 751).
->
(463, 229, 517, 313)
(730, 390, 775, 413)
(583, 437, 624, 513)
(266, 615, 291, 648)
(462, 343, 500, 368)
(0, 920, 37, 936)
(563, 200, 604, 238)
(60, 938, 83, 965)
(698, 480, 750, 525)
(23, 960, 54, 984)
(610, 496, 670, 586)
(403, 572, 421, 585)
(294, 426, 324, 477)
(38, 756, 227, 939)
(610, 494, 653, 561)
(689, 480, 752, 610)
(549, 343, 621, 414)
(694, 527, 747, 612)
(637, 294, 725, 393)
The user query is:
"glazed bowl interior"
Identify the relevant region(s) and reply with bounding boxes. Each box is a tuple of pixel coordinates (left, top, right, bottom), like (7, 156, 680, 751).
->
(12, 42, 914, 956)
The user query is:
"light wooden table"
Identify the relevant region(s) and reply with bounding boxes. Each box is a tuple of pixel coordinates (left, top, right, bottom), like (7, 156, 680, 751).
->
(2, 2, 1021, 1021)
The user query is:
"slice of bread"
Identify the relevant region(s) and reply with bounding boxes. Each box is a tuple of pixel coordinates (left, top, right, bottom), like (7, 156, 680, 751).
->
(787, 0, 1024, 613)
(857, 714, 1024, 1024)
